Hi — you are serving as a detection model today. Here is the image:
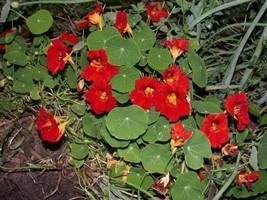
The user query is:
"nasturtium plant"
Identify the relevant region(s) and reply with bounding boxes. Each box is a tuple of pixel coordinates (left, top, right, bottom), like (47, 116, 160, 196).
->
(1, 1, 266, 199)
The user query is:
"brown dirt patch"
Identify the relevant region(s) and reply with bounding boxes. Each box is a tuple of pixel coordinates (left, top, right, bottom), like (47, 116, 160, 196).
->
(0, 114, 90, 200)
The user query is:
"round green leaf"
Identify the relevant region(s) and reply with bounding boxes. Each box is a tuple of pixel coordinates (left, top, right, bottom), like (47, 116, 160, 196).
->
(6, 36, 27, 53)
(82, 114, 98, 138)
(30, 87, 42, 100)
(171, 171, 204, 200)
(112, 90, 129, 104)
(184, 130, 212, 170)
(110, 66, 140, 93)
(134, 28, 156, 51)
(192, 100, 222, 114)
(87, 26, 120, 50)
(33, 65, 48, 81)
(187, 52, 207, 88)
(127, 14, 142, 26)
(106, 36, 141, 67)
(13, 80, 33, 94)
(43, 73, 59, 88)
(118, 143, 141, 163)
(141, 143, 171, 174)
(146, 107, 160, 125)
(68, 157, 84, 168)
(5, 30, 16, 43)
(100, 125, 129, 148)
(127, 167, 154, 191)
(142, 117, 171, 142)
(26, 9, 53, 35)
(70, 143, 89, 160)
(15, 67, 33, 82)
(65, 66, 77, 89)
(106, 105, 148, 140)
(71, 104, 86, 116)
(4, 50, 27, 66)
(148, 48, 172, 73)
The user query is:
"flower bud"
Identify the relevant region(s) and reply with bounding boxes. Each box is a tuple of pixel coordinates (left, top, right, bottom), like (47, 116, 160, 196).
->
(77, 79, 85, 93)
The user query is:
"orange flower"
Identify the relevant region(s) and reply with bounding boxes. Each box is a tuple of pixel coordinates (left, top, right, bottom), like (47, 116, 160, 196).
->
(163, 38, 189, 63)
(76, 3, 103, 30)
(235, 170, 260, 190)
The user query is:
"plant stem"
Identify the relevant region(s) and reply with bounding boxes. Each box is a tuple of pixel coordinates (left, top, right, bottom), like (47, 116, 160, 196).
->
(213, 151, 242, 200)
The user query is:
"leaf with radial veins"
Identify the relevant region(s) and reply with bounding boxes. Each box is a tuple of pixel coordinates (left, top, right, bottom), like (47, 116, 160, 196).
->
(134, 28, 156, 51)
(87, 26, 120, 50)
(106, 105, 148, 140)
(148, 48, 172, 73)
(110, 66, 140, 93)
(141, 143, 172, 174)
(184, 130, 212, 170)
(106, 36, 141, 67)
(171, 171, 204, 200)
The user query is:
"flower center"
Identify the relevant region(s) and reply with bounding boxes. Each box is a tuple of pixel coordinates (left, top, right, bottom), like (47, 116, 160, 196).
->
(63, 53, 74, 64)
(91, 60, 103, 71)
(144, 87, 154, 95)
(211, 122, 217, 131)
(167, 92, 177, 106)
(42, 121, 52, 128)
(100, 91, 108, 100)
(234, 105, 240, 115)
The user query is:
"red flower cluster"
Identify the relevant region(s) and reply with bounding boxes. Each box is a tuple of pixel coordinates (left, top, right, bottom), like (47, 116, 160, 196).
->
(114, 11, 133, 37)
(225, 92, 251, 130)
(36, 108, 68, 143)
(146, 1, 168, 22)
(0, 29, 15, 51)
(81, 49, 118, 115)
(130, 65, 190, 122)
(46, 33, 78, 75)
(163, 38, 189, 62)
(235, 170, 260, 190)
(76, 3, 103, 30)
(200, 113, 230, 148)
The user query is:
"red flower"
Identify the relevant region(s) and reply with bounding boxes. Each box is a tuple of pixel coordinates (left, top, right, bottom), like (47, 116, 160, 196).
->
(235, 170, 260, 190)
(76, 3, 103, 30)
(155, 83, 190, 122)
(162, 65, 189, 91)
(84, 83, 117, 115)
(200, 113, 230, 148)
(129, 77, 161, 110)
(81, 49, 119, 84)
(222, 142, 239, 157)
(171, 121, 192, 147)
(46, 39, 73, 75)
(60, 33, 79, 45)
(0, 29, 15, 51)
(36, 108, 63, 143)
(225, 92, 251, 131)
(114, 11, 133, 37)
(146, 1, 168, 22)
(163, 38, 189, 62)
